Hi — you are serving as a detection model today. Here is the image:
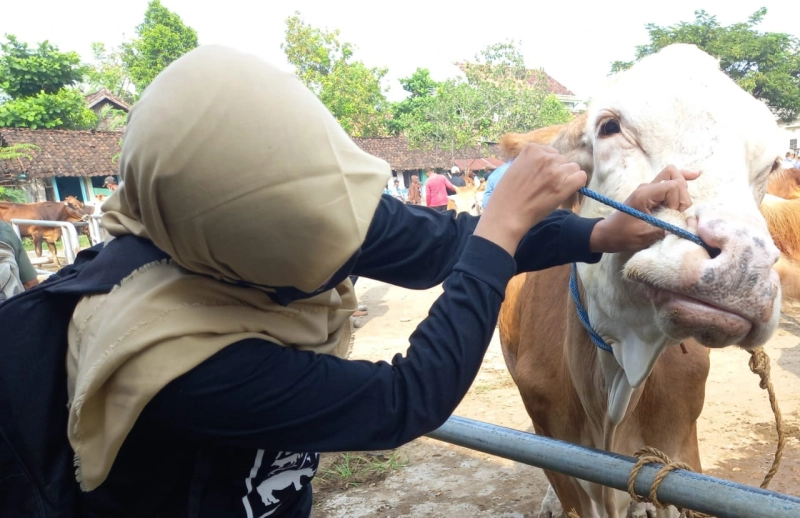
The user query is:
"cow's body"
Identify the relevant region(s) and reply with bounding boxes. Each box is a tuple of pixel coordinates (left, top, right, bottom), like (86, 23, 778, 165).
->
(0, 202, 84, 266)
(500, 268, 708, 517)
(498, 44, 784, 517)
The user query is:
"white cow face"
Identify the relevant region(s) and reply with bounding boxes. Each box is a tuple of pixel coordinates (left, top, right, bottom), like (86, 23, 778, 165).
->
(574, 44, 782, 419)
(448, 188, 482, 216)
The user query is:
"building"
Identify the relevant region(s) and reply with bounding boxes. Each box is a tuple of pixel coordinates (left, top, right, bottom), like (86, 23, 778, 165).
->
(353, 136, 503, 187)
(84, 89, 131, 131)
(0, 128, 121, 202)
(0, 88, 130, 202)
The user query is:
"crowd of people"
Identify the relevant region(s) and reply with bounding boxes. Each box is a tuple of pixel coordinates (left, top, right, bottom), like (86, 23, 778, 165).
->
(385, 165, 490, 208)
(782, 150, 800, 169)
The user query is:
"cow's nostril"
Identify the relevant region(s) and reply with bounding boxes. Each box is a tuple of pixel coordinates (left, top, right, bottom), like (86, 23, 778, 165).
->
(706, 245, 721, 259)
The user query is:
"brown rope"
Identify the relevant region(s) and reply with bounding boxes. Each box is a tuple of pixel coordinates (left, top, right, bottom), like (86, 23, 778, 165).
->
(627, 447, 712, 517)
(747, 347, 786, 489)
(566, 510, 580, 518)
(624, 347, 785, 518)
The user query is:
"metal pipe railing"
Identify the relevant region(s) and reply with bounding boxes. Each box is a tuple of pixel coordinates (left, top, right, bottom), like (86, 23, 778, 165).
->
(88, 214, 106, 245)
(10, 219, 81, 264)
(427, 416, 800, 518)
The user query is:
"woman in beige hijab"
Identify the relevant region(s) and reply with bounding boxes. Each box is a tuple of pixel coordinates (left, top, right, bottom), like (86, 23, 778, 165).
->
(57, 45, 696, 516)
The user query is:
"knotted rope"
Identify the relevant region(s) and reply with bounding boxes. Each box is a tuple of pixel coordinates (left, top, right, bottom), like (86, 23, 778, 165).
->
(747, 347, 785, 489)
(621, 347, 785, 518)
(627, 447, 713, 518)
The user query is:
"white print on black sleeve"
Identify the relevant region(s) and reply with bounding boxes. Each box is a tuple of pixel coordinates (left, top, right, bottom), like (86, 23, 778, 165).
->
(242, 451, 319, 518)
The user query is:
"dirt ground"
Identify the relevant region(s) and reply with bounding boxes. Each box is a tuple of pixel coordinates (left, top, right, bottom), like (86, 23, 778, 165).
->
(311, 277, 800, 518)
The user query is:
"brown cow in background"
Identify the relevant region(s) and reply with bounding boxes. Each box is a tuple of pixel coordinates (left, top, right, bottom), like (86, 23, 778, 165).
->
(0, 202, 85, 266)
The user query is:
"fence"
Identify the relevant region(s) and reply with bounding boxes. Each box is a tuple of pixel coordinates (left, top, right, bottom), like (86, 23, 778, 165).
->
(427, 416, 800, 518)
(9, 216, 106, 268)
(10, 219, 82, 264)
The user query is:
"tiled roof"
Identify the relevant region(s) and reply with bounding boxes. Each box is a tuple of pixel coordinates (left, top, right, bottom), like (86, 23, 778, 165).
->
(0, 128, 499, 184)
(0, 128, 121, 180)
(454, 62, 575, 96)
(84, 88, 131, 112)
(536, 74, 574, 97)
(353, 136, 501, 171)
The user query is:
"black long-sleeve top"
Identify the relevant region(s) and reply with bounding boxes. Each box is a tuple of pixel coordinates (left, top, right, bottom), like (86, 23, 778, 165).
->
(80, 195, 602, 518)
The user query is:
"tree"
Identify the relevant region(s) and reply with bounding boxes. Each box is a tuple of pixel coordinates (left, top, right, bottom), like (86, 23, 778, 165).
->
(85, 42, 135, 104)
(0, 35, 85, 98)
(0, 88, 97, 129)
(401, 41, 573, 161)
(610, 8, 800, 122)
(282, 12, 390, 137)
(0, 35, 97, 130)
(121, 0, 199, 95)
(388, 68, 439, 135)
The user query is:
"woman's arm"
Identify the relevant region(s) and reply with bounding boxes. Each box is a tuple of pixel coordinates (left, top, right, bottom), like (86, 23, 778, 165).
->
(142, 236, 516, 452)
(351, 195, 601, 289)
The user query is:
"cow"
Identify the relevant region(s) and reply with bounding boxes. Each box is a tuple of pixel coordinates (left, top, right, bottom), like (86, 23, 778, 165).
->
(0, 201, 86, 266)
(497, 44, 785, 518)
(63, 195, 97, 216)
(447, 185, 484, 215)
(766, 167, 800, 200)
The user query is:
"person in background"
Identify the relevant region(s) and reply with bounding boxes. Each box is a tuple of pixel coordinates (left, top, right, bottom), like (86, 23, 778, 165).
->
(465, 170, 481, 189)
(407, 175, 422, 205)
(482, 160, 513, 209)
(450, 166, 466, 188)
(0, 220, 39, 291)
(425, 167, 457, 212)
(104, 176, 119, 192)
(388, 178, 404, 202)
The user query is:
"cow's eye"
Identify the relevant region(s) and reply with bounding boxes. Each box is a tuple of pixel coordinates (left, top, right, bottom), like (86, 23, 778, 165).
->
(599, 119, 621, 136)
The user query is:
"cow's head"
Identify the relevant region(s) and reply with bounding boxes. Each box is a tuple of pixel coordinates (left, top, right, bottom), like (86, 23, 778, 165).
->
(448, 186, 483, 216)
(503, 44, 783, 423)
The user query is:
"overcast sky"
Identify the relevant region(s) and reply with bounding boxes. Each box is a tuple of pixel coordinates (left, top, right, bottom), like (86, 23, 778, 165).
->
(1, 1, 796, 101)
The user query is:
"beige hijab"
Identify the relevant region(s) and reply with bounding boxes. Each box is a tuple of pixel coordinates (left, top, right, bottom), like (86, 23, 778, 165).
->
(66, 45, 390, 491)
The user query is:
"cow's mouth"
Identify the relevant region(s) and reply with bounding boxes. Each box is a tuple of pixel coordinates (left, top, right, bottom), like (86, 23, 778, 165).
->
(640, 283, 752, 347)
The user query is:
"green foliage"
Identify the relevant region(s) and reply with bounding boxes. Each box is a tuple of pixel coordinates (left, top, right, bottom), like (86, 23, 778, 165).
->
(0, 143, 37, 202)
(121, 0, 199, 94)
(95, 104, 128, 131)
(389, 68, 438, 135)
(85, 42, 135, 104)
(282, 12, 389, 137)
(0, 142, 39, 161)
(401, 41, 573, 160)
(0, 35, 86, 98)
(0, 186, 27, 203)
(0, 35, 96, 129)
(610, 8, 800, 122)
(0, 88, 97, 129)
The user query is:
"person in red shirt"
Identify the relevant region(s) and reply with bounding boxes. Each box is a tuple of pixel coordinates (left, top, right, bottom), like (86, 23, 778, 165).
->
(425, 168, 457, 211)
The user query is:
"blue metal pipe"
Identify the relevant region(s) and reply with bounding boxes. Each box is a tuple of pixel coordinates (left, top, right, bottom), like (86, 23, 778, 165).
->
(426, 416, 800, 518)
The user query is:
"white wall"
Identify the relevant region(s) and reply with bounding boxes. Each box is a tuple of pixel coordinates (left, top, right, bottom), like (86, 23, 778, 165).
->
(777, 120, 800, 154)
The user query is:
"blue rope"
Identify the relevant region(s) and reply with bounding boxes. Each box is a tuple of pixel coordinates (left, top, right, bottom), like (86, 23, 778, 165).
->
(578, 187, 719, 257)
(570, 187, 720, 354)
(569, 263, 614, 353)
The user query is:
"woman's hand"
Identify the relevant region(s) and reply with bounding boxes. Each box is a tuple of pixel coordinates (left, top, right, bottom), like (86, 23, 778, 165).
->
(589, 165, 701, 254)
(474, 143, 587, 256)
